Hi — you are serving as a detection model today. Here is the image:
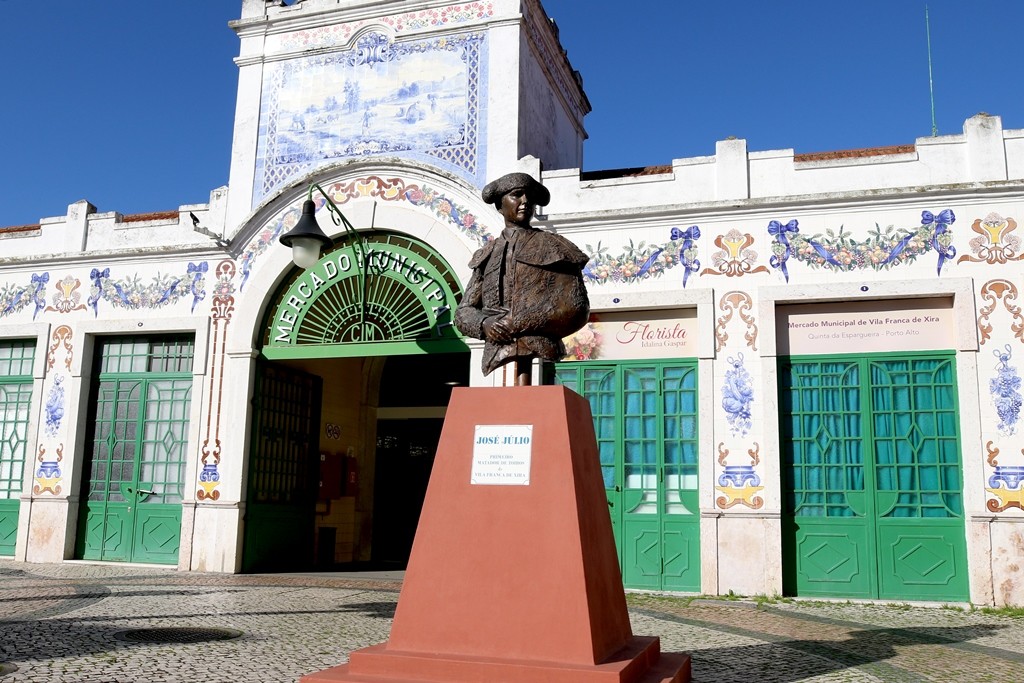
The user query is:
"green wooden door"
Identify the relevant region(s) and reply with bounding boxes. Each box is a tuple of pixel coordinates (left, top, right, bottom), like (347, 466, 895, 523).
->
(77, 337, 193, 564)
(0, 341, 35, 556)
(554, 361, 699, 592)
(781, 352, 968, 602)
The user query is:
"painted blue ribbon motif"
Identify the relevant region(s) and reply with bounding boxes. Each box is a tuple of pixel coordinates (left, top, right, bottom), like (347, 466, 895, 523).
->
(188, 261, 209, 312)
(30, 272, 49, 320)
(88, 268, 110, 316)
(635, 249, 664, 278)
(768, 219, 799, 282)
(809, 241, 843, 268)
(156, 279, 182, 306)
(922, 209, 956, 276)
(921, 209, 955, 226)
(881, 233, 914, 266)
(671, 226, 701, 287)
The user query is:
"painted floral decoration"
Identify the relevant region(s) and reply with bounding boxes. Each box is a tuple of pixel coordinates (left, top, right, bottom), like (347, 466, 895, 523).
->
(768, 210, 956, 281)
(991, 344, 1022, 436)
(959, 213, 1021, 265)
(213, 264, 237, 301)
(47, 276, 87, 314)
(722, 353, 754, 436)
(44, 376, 65, 438)
(239, 203, 303, 290)
(564, 322, 603, 360)
(283, 3, 494, 50)
(582, 227, 699, 285)
(0, 272, 48, 320)
(584, 240, 666, 283)
(88, 263, 208, 316)
(702, 229, 770, 277)
(240, 178, 493, 290)
(403, 183, 490, 244)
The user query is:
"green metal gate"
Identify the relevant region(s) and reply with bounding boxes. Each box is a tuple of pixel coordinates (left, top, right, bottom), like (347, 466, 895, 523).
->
(780, 352, 968, 601)
(76, 336, 194, 564)
(0, 341, 35, 556)
(242, 362, 321, 572)
(554, 361, 699, 591)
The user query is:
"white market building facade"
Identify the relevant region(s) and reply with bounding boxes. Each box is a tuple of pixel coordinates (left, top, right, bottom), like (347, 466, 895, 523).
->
(2, 0, 1024, 606)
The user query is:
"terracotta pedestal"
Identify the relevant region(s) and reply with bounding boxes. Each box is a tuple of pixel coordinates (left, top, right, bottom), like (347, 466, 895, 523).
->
(302, 386, 690, 683)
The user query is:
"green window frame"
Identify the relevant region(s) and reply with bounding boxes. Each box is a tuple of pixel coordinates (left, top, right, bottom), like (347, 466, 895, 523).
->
(83, 336, 195, 506)
(0, 340, 35, 501)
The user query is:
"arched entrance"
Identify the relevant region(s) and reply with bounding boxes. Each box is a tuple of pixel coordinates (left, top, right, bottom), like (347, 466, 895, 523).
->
(242, 230, 469, 572)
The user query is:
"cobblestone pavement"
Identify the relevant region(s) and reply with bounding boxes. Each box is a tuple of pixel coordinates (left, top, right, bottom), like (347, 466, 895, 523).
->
(1, 560, 1022, 682)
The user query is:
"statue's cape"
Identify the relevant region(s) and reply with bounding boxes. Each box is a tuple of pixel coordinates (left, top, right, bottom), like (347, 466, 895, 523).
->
(468, 229, 588, 269)
(467, 239, 496, 269)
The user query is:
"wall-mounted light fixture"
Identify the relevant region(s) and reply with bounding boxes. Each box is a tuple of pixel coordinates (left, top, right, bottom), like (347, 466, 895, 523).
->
(278, 183, 364, 269)
(279, 182, 368, 329)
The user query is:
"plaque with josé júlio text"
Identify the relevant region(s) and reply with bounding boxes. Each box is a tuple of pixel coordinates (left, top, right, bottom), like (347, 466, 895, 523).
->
(471, 425, 533, 485)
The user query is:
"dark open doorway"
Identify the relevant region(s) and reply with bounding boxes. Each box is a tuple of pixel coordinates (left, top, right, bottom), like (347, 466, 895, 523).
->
(370, 352, 468, 568)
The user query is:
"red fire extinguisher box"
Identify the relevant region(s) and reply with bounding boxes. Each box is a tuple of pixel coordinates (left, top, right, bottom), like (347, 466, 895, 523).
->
(318, 452, 344, 500)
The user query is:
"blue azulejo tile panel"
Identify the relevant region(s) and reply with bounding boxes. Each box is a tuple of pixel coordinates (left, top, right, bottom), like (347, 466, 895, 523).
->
(253, 31, 488, 206)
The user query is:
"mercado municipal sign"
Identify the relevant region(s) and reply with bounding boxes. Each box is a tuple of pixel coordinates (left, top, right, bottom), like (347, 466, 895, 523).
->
(263, 232, 467, 359)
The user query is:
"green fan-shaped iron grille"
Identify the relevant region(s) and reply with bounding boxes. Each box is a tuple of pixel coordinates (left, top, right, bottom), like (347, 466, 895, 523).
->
(263, 231, 467, 359)
(297, 269, 432, 343)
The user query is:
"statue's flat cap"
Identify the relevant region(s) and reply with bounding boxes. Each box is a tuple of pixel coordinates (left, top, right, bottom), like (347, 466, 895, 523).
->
(481, 172, 550, 207)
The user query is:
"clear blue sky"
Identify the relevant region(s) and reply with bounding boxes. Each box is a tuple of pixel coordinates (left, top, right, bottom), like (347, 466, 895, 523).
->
(1, 1, 1021, 228)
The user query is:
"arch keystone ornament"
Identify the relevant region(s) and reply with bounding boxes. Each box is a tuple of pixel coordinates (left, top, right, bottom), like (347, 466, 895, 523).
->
(264, 232, 467, 359)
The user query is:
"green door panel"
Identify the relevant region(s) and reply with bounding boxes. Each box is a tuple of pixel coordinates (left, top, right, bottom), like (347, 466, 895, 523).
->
(623, 521, 662, 590)
(133, 505, 183, 564)
(557, 366, 624, 550)
(76, 503, 131, 562)
(0, 501, 19, 556)
(97, 505, 132, 562)
(76, 502, 106, 560)
(661, 520, 699, 591)
(869, 357, 967, 600)
(877, 522, 968, 601)
(788, 519, 874, 598)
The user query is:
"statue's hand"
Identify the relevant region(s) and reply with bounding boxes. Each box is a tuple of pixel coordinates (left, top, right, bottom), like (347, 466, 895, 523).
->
(482, 316, 515, 344)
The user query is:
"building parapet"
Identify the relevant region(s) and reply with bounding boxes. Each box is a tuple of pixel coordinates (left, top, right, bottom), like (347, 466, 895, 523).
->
(0, 187, 229, 262)
(543, 114, 1019, 216)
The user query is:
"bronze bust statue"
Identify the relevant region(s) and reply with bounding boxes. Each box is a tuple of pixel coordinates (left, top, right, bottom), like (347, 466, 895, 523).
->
(455, 173, 590, 385)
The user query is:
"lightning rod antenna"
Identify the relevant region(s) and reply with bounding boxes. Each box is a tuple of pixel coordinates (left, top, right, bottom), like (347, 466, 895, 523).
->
(926, 5, 938, 136)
